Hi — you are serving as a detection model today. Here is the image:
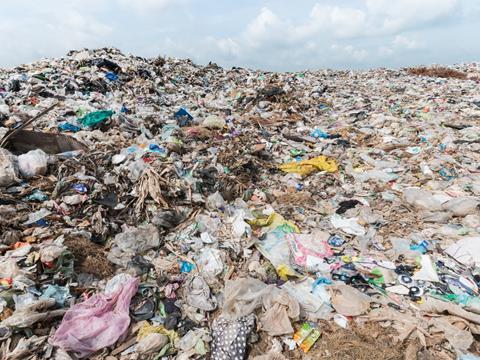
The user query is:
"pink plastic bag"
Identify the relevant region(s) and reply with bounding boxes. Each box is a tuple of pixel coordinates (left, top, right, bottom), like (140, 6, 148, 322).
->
(50, 277, 139, 358)
(287, 233, 333, 269)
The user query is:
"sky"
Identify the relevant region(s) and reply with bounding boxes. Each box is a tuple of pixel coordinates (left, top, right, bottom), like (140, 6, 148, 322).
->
(0, 0, 479, 71)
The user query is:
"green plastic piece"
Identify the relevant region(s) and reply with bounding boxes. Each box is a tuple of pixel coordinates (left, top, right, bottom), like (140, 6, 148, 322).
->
(78, 110, 114, 127)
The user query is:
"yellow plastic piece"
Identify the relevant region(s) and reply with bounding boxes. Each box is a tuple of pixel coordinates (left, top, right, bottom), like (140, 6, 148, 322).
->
(248, 212, 300, 233)
(137, 322, 179, 343)
(278, 156, 338, 176)
(277, 264, 299, 281)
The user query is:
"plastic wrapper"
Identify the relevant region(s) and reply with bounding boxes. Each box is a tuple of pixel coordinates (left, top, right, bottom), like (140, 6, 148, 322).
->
(293, 322, 321, 353)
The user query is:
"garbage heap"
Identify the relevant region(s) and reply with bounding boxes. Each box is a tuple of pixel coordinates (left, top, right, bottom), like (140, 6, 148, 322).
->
(0, 48, 479, 359)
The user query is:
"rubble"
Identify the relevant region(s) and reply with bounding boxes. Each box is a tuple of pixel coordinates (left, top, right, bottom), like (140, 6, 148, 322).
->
(0, 47, 480, 359)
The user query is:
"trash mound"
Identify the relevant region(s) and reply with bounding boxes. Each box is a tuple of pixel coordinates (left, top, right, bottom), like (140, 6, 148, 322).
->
(1, 47, 480, 359)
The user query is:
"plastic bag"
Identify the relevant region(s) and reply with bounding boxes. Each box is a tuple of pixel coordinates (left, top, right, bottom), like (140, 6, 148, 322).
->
(206, 191, 225, 210)
(287, 232, 333, 271)
(136, 333, 169, 355)
(255, 226, 298, 278)
(330, 214, 366, 236)
(23, 208, 51, 225)
(0, 148, 19, 186)
(50, 276, 139, 358)
(107, 224, 160, 267)
(185, 275, 217, 311)
(211, 315, 255, 360)
(78, 110, 114, 127)
(412, 255, 439, 282)
(0, 259, 21, 278)
(18, 149, 48, 177)
(282, 278, 333, 320)
(222, 277, 270, 319)
(329, 284, 372, 316)
(260, 287, 300, 336)
(278, 156, 338, 176)
(442, 197, 480, 217)
(13, 293, 37, 310)
(248, 212, 300, 234)
(222, 277, 299, 336)
(40, 284, 70, 307)
(231, 212, 251, 238)
(202, 115, 225, 129)
(403, 187, 446, 211)
(176, 328, 211, 357)
(445, 236, 480, 267)
(1, 298, 64, 329)
(196, 214, 221, 234)
(195, 248, 224, 277)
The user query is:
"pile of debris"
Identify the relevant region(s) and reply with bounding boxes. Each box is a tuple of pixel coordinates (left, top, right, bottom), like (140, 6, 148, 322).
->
(0, 48, 479, 359)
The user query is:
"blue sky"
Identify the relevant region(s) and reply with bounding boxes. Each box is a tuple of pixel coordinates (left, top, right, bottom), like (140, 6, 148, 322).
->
(0, 0, 479, 70)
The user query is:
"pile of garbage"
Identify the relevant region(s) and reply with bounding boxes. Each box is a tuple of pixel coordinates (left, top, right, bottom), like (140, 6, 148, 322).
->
(0, 47, 479, 359)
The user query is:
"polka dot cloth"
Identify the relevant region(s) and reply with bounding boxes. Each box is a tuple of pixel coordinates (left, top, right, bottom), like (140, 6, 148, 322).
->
(211, 314, 255, 360)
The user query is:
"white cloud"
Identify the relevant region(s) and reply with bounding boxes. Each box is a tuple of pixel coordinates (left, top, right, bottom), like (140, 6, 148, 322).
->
(392, 35, 419, 50)
(366, 0, 459, 33)
(246, 7, 281, 38)
(0, 2, 114, 66)
(378, 46, 394, 57)
(216, 38, 241, 57)
(244, 7, 292, 48)
(303, 5, 367, 38)
(377, 34, 420, 59)
(205, 0, 465, 69)
(331, 44, 369, 61)
(117, 0, 180, 13)
(0, 0, 476, 71)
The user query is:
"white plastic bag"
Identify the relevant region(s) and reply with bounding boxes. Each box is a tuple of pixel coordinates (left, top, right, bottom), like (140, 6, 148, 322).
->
(330, 214, 366, 236)
(202, 115, 225, 129)
(0, 148, 19, 186)
(18, 149, 48, 177)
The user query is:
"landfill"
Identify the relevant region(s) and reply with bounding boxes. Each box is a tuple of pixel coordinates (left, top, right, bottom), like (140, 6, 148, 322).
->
(0, 47, 479, 359)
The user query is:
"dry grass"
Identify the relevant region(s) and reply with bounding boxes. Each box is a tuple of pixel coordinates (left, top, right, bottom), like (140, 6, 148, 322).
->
(297, 322, 409, 360)
(407, 66, 467, 79)
(134, 166, 169, 216)
(249, 321, 423, 360)
(64, 236, 115, 279)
